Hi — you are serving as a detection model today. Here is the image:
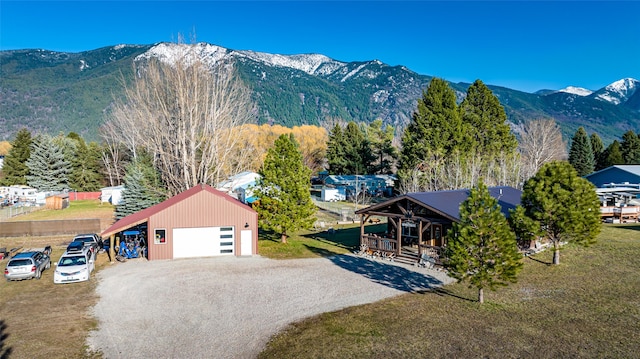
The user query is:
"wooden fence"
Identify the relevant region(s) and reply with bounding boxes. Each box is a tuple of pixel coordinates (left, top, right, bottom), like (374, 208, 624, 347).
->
(0, 219, 101, 237)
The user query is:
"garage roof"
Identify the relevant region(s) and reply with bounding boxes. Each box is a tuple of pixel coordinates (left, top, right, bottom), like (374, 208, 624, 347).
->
(101, 183, 256, 238)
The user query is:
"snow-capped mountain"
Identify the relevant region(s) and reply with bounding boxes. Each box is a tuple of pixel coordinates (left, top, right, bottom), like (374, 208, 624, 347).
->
(558, 86, 593, 96)
(592, 78, 639, 105)
(1, 42, 639, 145)
(136, 42, 348, 76)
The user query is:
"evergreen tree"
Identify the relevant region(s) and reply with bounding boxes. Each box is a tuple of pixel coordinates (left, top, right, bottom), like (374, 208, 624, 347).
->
(69, 139, 104, 191)
(568, 127, 594, 176)
(399, 78, 462, 172)
(115, 156, 166, 219)
(590, 133, 606, 171)
(255, 134, 316, 243)
(445, 180, 523, 303)
(519, 161, 601, 265)
(459, 79, 517, 156)
(0, 128, 32, 186)
(343, 122, 375, 174)
(601, 140, 624, 168)
(326, 124, 348, 175)
(25, 134, 70, 191)
(366, 119, 398, 174)
(620, 130, 640, 164)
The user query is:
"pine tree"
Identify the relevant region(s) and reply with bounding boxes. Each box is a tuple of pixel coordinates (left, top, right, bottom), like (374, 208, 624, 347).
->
(399, 78, 462, 171)
(445, 180, 523, 303)
(69, 138, 104, 191)
(459, 79, 517, 156)
(327, 124, 348, 175)
(568, 127, 594, 176)
(343, 121, 375, 174)
(366, 119, 397, 174)
(590, 133, 605, 171)
(519, 161, 601, 265)
(601, 140, 624, 168)
(25, 134, 70, 191)
(255, 134, 316, 243)
(115, 156, 166, 219)
(620, 130, 640, 164)
(0, 128, 32, 186)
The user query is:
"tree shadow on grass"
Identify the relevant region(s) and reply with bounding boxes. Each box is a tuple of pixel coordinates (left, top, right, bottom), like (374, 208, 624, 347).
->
(526, 255, 553, 266)
(0, 320, 12, 359)
(304, 244, 446, 293)
(426, 287, 476, 302)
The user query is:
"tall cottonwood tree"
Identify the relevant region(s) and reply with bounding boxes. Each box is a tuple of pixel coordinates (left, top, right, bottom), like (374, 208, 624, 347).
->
(254, 134, 316, 243)
(445, 180, 523, 304)
(1, 128, 32, 186)
(518, 118, 567, 180)
(518, 161, 601, 265)
(104, 42, 255, 196)
(568, 127, 594, 176)
(25, 134, 70, 191)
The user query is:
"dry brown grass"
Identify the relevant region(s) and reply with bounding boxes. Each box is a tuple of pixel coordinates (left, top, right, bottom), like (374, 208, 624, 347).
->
(1, 200, 115, 359)
(259, 224, 640, 358)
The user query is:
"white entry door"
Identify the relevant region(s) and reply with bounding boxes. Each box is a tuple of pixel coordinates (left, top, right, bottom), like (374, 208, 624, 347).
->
(240, 230, 253, 256)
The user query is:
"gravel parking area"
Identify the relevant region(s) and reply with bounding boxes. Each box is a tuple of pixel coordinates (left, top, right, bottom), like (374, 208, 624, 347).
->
(88, 254, 452, 359)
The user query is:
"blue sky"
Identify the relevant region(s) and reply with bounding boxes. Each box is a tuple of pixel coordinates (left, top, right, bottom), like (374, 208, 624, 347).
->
(1, 1, 638, 93)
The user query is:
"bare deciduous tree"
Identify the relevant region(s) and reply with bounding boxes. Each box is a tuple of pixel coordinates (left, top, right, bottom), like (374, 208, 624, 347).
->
(517, 118, 567, 181)
(103, 43, 255, 196)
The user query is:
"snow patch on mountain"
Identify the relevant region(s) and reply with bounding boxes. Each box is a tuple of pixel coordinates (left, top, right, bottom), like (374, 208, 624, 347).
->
(341, 64, 367, 82)
(136, 43, 229, 67)
(558, 86, 593, 96)
(136, 42, 350, 77)
(595, 78, 639, 105)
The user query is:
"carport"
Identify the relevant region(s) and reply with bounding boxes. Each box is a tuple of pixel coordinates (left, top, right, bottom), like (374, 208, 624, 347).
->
(101, 184, 258, 261)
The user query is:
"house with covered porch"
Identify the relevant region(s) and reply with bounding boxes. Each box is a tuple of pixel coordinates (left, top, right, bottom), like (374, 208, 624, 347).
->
(354, 186, 522, 264)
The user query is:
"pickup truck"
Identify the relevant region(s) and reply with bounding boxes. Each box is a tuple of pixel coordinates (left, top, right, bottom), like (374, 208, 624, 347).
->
(72, 233, 103, 254)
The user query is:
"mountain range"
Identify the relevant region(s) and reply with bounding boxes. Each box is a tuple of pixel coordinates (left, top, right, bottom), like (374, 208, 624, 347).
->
(1, 42, 639, 144)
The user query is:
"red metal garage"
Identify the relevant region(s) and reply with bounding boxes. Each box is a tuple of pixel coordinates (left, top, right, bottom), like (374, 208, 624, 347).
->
(101, 184, 258, 261)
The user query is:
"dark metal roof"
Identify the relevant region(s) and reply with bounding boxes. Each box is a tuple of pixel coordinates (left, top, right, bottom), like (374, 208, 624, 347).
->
(101, 184, 256, 238)
(407, 186, 522, 221)
(356, 186, 522, 222)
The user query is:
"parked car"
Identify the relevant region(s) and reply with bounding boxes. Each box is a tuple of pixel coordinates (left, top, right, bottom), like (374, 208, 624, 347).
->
(54, 246, 95, 284)
(72, 233, 102, 254)
(4, 251, 51, 281)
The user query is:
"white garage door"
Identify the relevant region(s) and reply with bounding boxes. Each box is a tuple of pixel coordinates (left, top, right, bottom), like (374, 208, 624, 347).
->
(173, 227, 235, 258)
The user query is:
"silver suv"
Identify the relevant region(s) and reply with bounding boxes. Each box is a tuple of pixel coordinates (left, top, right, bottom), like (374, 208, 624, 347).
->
(4, 251, 51, 281)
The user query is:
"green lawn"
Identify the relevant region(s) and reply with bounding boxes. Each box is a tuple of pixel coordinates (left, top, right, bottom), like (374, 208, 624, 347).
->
(259, 224, 640, 358)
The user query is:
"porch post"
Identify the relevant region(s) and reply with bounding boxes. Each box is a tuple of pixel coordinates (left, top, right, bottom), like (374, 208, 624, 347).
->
(360, 214, 365, 247)
(109, 234, 115, 263)
(397, 218, 402, 256)
(418, 220, 423, 252)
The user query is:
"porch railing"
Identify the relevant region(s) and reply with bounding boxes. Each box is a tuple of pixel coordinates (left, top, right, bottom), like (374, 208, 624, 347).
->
(363, 234, 398, 253)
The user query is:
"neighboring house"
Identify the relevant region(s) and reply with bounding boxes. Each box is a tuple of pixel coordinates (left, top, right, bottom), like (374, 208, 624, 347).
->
(100, 185, 125, 205)
(217, 171, 261, 204)
(101, 184, 258, 261)
(355, 186, 522, 262)
(585, 165, 640, 188)
(7, 185, 37, 203)
(323, 174, 396, 199)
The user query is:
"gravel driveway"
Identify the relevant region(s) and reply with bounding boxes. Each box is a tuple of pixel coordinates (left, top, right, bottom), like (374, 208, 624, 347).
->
(87, 254, 452, 358)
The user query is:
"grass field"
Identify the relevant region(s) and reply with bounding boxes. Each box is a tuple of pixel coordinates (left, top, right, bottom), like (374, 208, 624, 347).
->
(258, 224, 640, 358)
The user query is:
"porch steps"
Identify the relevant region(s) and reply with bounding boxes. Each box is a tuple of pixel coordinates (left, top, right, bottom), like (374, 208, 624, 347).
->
(394, 252, 420, 266)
